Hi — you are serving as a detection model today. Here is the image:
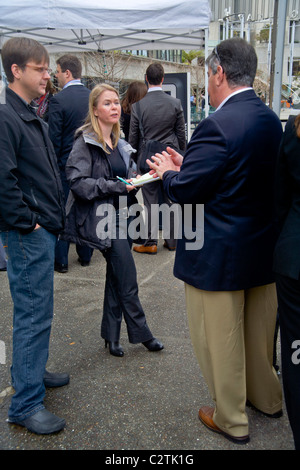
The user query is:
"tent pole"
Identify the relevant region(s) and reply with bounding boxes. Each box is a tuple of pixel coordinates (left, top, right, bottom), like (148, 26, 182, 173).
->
(272, 0, 288, 117)
(205, 28, 209, 118)
(269, 0, 278, 109)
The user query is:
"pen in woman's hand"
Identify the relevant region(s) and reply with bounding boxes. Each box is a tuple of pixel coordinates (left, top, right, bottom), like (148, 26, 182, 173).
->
(116, 176, 134, 186)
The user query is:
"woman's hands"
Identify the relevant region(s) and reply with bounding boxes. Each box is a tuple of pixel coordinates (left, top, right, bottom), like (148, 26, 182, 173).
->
(126, 181, 136, 192)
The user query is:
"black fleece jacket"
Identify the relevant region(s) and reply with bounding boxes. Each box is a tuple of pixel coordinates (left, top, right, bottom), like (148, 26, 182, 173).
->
(0, 88, 65, 234)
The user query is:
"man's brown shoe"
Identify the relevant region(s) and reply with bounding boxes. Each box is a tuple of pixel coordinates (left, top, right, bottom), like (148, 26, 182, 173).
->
(133, 245, 157, 254)
(198, 406, 250, 444)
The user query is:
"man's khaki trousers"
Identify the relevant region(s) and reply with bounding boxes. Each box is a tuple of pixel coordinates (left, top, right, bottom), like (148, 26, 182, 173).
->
(185, 282, 282, 437)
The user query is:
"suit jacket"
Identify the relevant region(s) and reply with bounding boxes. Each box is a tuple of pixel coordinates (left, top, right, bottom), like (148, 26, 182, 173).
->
(129, 89, 186, 163)
(48, 84, 90, 170)
(273, 115, 300, 280)
(163, 89, 283, 291)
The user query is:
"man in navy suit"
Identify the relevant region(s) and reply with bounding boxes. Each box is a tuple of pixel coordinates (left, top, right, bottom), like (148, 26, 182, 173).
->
(148, 38, 283, 444)
(48, 54, 93, 272)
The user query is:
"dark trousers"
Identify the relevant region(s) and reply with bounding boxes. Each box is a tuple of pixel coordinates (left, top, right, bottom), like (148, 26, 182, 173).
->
(141, 180, 177, 248)
(55, 238, 93, 266)
(100, 215, 153, 343)
(56, 169, 93, 266)
(275, 273, 300, 450)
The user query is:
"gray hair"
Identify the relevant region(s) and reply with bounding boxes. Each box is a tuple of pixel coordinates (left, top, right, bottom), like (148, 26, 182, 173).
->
(206, 37, 257, 88)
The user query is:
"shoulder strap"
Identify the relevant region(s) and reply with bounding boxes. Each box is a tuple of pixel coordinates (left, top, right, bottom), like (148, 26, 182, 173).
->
(136, 101, 145, 140)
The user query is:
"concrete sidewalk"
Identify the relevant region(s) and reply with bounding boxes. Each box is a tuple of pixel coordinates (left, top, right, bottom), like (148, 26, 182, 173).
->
(0, 241, 295, 451)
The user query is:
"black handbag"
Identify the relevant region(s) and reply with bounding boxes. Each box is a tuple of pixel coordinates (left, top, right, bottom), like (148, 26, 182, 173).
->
(139, 140, 168, 174)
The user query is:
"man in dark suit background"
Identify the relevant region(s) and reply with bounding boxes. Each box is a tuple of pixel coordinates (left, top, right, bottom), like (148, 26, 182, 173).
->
(148, 38, 283, 444)
(129, 63, 186, 254)
(48, 54, 93, 272)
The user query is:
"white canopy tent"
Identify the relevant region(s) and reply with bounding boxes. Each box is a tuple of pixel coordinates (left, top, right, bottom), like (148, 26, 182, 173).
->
(0, 0, 288, 119)
(0, 0, 211, 52)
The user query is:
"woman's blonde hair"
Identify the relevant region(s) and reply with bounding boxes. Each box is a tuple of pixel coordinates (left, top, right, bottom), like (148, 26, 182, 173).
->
(78, 83, 120, 152)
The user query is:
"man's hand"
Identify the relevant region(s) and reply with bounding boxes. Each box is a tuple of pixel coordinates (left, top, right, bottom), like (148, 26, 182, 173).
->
(165, 147, 184, 168)
(147, 147, 183, 179)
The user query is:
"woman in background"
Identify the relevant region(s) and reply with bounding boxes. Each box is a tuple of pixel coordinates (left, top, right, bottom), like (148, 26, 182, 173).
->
(63, 83, 163, 357)
(32, 79, 56, 121)
(121, 81, 147, 141)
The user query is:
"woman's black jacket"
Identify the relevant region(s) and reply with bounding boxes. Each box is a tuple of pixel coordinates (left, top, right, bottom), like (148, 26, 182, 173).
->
(62, 132, 138, 251)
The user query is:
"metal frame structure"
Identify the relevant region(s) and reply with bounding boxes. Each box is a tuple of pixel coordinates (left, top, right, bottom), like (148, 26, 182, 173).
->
(0, 1, 210, 52)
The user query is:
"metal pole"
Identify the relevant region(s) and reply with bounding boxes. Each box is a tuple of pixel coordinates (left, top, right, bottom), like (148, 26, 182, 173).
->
(225, 17, 229, 39)
(239, 14, 244, 38)
(272, 0, 288, 116)
(268, 22, 272, 75)
(269, 0, 279, 109)
(246, 18, 251, 42)
(288, 20, 296, 92)
(205, 28, 209, 118)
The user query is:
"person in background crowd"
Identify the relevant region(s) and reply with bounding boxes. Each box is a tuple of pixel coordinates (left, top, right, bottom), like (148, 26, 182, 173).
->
(287, 94, 294, 108)
(48, 54, 93, 273)
(62, 83, 164, 358)
(32, 79, 56, 121)
(0, 37, 68, 435)
(273, 113, 300, 450)
(147, 37, 283, 445)
(121, 81, 147, 141)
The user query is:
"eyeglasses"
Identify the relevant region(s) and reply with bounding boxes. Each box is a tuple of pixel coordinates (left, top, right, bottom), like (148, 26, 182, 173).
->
(212, 46, 222, 65)
(25, 64, 52, 75)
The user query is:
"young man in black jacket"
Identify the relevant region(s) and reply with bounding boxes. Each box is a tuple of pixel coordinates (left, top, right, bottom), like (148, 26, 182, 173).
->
(0, 37, 68, 435)
(48, 54, 93, 272)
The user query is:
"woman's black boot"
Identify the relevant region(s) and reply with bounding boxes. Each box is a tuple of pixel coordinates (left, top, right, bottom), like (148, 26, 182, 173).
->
(105, 340, 124, 357)
(142, 338, 164, 351)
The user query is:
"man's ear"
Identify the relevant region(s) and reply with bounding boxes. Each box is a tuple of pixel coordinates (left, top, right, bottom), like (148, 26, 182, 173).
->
(215, 65, 225, 86)
(11, 64, 22, 80)
(65, 69, 73, 80)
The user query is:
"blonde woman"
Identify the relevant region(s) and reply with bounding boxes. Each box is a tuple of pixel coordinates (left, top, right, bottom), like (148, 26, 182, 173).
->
(63, 84, 163, 357)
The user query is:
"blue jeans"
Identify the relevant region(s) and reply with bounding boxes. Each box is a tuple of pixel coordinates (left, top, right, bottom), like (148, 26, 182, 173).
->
(1, 227, 57, 421)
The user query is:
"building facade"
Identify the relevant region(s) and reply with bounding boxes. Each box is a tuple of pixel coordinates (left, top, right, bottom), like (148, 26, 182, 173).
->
(209, 0, 300, 98)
